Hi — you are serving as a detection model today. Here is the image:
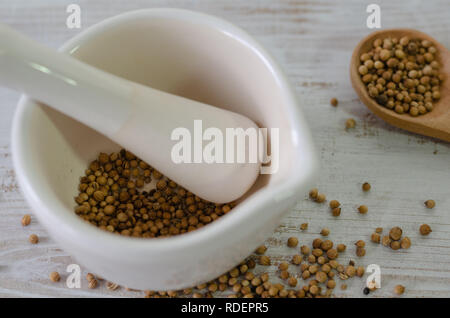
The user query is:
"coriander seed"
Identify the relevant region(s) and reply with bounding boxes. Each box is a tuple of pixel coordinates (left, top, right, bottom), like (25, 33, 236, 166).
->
(394, 284, 405, 295)
(329, 200, 340, 209)
(382, 235, 391, 247)
(390, 241, 401, 250)
(309, 188, 318, 199)
(356, 247, 366, 257)
(260, 255, 271, 266)
(389, 227, 403, 241)
(358, 205, 368, 214)
(424, 200, 435, 209)
(419, 224, 432, 235)
(331, 207, 341, 217)
(316, 193, 326, 203)
(330, 98, 338, 107)
(21, 214, 31, 226)
(288, 276, 297, 287)
(49, 271, 60, 282)
(278, 262, 289, 271)
(287, 237, 299, 248)
(29, 234, 39, 244)
(346, 118, 356, 129)
(362, 182, 371, 191)
(292, 254, 302, 265)
(371, 233, 381, 244)
(400, 236, 411, 249)
(88, 279, 98, 289)
(255, 245, 267, 255)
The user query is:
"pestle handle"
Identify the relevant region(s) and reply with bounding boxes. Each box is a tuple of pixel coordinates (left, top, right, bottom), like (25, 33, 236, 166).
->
(0, 24, 261, 203)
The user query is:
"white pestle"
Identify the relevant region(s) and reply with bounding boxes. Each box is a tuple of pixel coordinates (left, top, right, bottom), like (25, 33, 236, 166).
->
(0, 24, 261, 203)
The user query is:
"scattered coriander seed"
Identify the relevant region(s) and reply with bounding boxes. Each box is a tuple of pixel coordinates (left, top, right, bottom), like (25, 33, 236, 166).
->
(107, 282, 120, 290)
(356, 266, 365, 277)
(255, 245, 267, 255)
(390, 241, 401, 250)
(321, 240, 333, 251)
(300, 223, 308, 231)
(49, 271, 60, 282)
(375, 227, 383, 233)
(331, 207, 341, 217)
(394, 284, 405, 295)
(287, 276, 297, 287)
(424, 200, 435, 209)
(309, 188, 318, 199)
(320, 228, 330, 236)
(88, 279, 98, 289)
(400, 236, 411, 249)
(329, 200, 340, 209)
(345, 265, 356, 277)
(362, 182, 371, 192)
(86, 273, 95, 282)
(355, 240, 366, 248)
(291, 254, 302, 265)
(312, 248, 323, 257)
(327, 249, 338, 260)
(29, 234, 39, 244)
(280, 270, 290, 280)
(330, 97, 338, 107)
(356, 247, 366, 257)
(371, 233, 381, 244)
(358, 205, 368, 214)
(327, 279, 336, 289)
(337, 244, 346, 252)
(316, 193, 326, 203)
(389, 227, 403, 241)
(346, 118, 356, 129)
(382, 235, 391, 247)
(301, 245, 310, 255)
(341, 284, 347, 290)
(260, 255, 271, 266)
(419, 224, 432, 235)
(316, 271, 328, 283)
(287, 237, 299, 248)
(21, 214, 31, 226)
(367, 279, 377, 291)
(278, 262, 289, 271)
(313, 239, 323, 249)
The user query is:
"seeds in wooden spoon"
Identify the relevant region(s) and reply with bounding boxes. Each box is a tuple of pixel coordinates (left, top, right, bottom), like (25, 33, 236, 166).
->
(358, 36, 443, 116)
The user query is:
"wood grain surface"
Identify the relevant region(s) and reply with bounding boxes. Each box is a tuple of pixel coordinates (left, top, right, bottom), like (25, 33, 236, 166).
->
(0, 0, 449, 298)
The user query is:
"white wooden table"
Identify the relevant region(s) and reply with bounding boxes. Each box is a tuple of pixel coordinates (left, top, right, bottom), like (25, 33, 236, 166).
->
(1, 0, 449, 298)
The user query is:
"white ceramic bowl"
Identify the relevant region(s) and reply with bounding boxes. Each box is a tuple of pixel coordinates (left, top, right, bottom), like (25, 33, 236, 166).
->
(12, 8, 317, 290)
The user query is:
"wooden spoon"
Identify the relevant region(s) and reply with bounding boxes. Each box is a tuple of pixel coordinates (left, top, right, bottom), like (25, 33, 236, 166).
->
(350, 29, 450, 142)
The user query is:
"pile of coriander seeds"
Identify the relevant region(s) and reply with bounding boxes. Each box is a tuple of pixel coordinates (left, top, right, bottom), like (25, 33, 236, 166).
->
(74, 149, 235, 237)
(358, 36, 444, 116)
